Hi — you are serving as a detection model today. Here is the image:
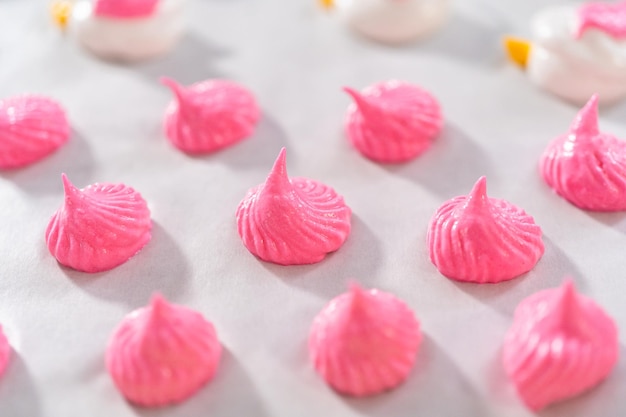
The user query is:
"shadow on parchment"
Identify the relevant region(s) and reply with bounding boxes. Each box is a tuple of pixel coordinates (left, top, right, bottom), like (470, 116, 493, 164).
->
(0, 130, 95, 196)
(135, 348, 270, 417)
(0, 351, 42, 417)
(381, 123, 494, 199)
(61, 222, 191, 308)
(451, 236, 585, 317)
(260, 215, 384, 299)
(345, 335, 489, 417)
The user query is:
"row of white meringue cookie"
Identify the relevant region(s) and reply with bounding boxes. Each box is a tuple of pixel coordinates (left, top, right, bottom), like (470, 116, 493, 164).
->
(53, 0, 626, 106)
(52, 0, 451, 62)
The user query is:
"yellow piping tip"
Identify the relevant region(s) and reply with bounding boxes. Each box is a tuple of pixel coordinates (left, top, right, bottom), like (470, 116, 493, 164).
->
(504, 36, 531, 69)
(319, 0, 334, 10)
(51, 0, 72, 30)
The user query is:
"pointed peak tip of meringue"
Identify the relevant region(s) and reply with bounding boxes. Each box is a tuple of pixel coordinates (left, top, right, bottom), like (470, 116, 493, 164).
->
(61, 173, 81, 200)
(342, 86, 362, 100)
(348, 281, 366, 296)
(570, 94, 600, 137)
(264, 148, 290, 191)
(343, 86, 379, 115)
(554, 279, 585, 330)
(347, 282, 371, 312)
(465, 176, 489, 208)
(161, 76, 190, 105)
(557, 279, 578, 306)
(148, 293, 173, 320)
(160, 76, 181, 90)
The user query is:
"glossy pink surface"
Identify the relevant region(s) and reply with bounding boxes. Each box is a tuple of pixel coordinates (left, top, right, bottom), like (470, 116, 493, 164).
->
(94, 0, 158, 18)
(344, 80, 442, 163)
(503, 280, 619, 410)
(106, 294, 221, 407)
(0, 325, 9, 377)
(428, 177, 544, 283)
(236, 148, 351, 265)
(540, 95, 626, 211)
(0, 95, 69, 169)
(309, 283, 421, 397)
(45, 174, 152, 273)
(162, 77, 260, 154)
(576, 1, 626, 39)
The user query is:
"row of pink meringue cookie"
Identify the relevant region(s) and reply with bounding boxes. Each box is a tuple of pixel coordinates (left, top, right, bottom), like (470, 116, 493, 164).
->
(41, 148, 540, 280)
(3, 80, 624, 217)
(0, 78, 442, 169)
(31, 90, 626, 282)
(0, 278, 617, 412)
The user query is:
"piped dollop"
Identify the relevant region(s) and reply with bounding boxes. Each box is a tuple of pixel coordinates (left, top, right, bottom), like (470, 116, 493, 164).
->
(540, 95, 626, 211)
(94, 0, 158, 18)
(162, 77, 260, 154)
(577, 1, 626, 39)
(344, 80, 442, 163)
(0, 95, 70, 169)
(503, 280, 619, 410)
(106, 294, 221, 407)
(427, 177, 544, 283)
(236, 148, 351, 265)
(309, 283, 422, 397)
(45, 174, 152, 273)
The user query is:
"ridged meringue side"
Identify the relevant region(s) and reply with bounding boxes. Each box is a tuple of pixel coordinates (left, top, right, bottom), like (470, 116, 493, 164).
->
(0, 325, 10, 377)
(236, 148, 352, 265)
(540, 95, 626, 211)
(503, 280, 619, 410)
(0, 95, 70, 169)
(428, 176, 544, 283)
(309, 283, 422, 397)
(45, 174, 152, 273)
(106, 294, 221, 407)
(94, 0, 158, 18)
(162, 77, 260, 154)
(344, 80, 442, 163)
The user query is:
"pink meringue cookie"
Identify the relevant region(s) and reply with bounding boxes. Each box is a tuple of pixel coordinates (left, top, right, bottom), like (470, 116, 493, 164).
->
(45, 174, 152, 273)
(106, 294, 221, 407)
(577, 1, 626, 39)
(540, 95, 626, 211)
(503, 280, 619, 411)
(161, 77, 260, 154)
(236, 148, 351, 265)
(343, 80, 442, 163)
(428, 177, 544, 283)
(309, 283, 422, 397)
(0, 95, 70, 169)
(0, 325, 10, 377)
(94, 0, 158, 18)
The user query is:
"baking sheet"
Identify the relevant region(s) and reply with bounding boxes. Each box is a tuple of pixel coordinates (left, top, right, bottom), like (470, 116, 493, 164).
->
(0, 0, 625, 416)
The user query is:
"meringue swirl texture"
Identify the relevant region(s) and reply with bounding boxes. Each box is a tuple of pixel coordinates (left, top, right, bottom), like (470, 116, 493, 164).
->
(0, 325, 9, 377)
(427, 177, 544, 283)
(577, 0, 626, 39)
(540, 95, 626, 211)
(45, 174, 152, 273)
(503, 280, 619, 410)
(344, 80, 442, 163)
(94, 0, 158, 18)
(309, 283, 422, 397)
(0, 95, 70, 169)
(236, 148, 351, 265)
(162, 77, 260, 154)
(106, 294, 221, 407)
